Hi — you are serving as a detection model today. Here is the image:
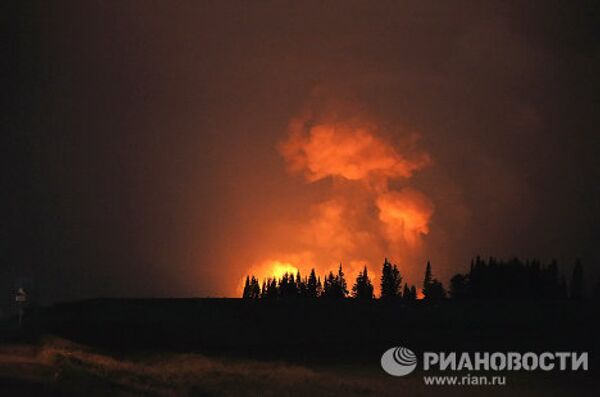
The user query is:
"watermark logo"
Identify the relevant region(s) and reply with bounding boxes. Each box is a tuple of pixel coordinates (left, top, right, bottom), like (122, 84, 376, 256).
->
(381, 346, 418, 376)
(380, 345, 589, 386)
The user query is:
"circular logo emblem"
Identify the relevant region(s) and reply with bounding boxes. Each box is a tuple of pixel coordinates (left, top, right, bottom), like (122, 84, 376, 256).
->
(381, 346, 418, 376)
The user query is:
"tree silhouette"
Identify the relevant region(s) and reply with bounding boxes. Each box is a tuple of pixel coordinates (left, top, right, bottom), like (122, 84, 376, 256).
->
(453, 256, 569, 299)
(570, 259, 584, 300)
(260, 280, 267, 298)
(449, 274, 469, 299)
(250, 276, 260, 298)
(423, 261, 432, 293)
(352, 266, 374, 299)
(422, 262, 446, 300)
(245, 255, 578, 301)
(316, 276, 323, 297)
(242, 276, 251, 299)
(337, 264, 348, 297)
(263, 278, 278, 299)
(279, 272, 299, 298)
(402, 283, 410, 300)
(409, 285, 417, 300)
(307, 269, 319, 297)
(296, 270, 307, 297)
(402, 283, 417, 301)
(427, 280, 446, 300)
(322, 265, 348, 299)
(380, 258, 402, 299)
(243, 276, 260, 299)
(322, 271, 336, 298)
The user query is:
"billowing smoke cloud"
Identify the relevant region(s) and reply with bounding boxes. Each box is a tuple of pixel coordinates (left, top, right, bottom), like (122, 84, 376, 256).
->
(247, 99, 434, 294)
(280, 117, 430, 184)
(376, 188, 435, 247)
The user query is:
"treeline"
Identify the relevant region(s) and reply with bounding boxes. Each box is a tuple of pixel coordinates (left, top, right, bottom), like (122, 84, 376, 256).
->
(243, 258, 443, 300)
(450, 257, 588, 300)
(243, 257, 600, 301)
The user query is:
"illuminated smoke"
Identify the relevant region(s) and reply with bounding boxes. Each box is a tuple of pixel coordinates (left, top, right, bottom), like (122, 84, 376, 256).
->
(249, 100, 434, 293)
(280, 118, 430, 184)
(376, 188, 435, 247)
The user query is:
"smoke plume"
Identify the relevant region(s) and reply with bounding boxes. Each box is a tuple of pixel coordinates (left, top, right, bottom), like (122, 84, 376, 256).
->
(248, 99, 434, 294)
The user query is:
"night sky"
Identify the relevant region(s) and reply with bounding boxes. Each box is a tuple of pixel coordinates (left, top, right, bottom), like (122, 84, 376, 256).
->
(3, 1, 599, 305)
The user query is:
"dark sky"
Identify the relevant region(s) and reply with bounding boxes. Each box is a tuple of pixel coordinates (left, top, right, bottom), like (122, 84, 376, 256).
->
(3, 1, 599, 304)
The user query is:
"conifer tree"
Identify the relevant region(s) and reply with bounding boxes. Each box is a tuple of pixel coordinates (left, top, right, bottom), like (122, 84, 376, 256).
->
(423, 261, 433, 293)
(380, 258, 402, 299)
(322, 271, 335, 298)
(449, 274, 468, 299)
(316, 276, 322, 297)
(352, 266, 374, 299)
(423, 261, 447, 299)
(242, 276, 250, 299)
(250, 276, 260, 298)
(337, 263, 348, 297)
(260, 280, 267, 298)
(409, 285, 417, 300)
(307, 268, 319, 297)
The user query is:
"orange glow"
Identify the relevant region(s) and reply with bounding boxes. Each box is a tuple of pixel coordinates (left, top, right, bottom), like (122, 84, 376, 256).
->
(267, 261, 300, 280)
(239, 260, 301, 294)
(245, 98, 435, 294)
(280, 120, 430, 184)
(376, 188, 435, 247)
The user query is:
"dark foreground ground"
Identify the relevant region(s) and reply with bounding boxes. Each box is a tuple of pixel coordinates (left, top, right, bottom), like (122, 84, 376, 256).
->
(0, 299, 598, 396)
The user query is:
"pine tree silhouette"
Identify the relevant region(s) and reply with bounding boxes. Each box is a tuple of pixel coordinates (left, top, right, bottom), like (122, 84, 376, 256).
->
(380, 258, 402, 299)
(337, 264, 348, 297)
(402, 283, 410, 300)
(449, 274, 469, 299)
(409, 285, 417, 300)
(455, 256, 574, 299)
(260, 280, 267, 298)
(242, 276, 251, 299)
(316, 276, 322, 297)
(322, 266, 347, 299)
(351, 266, 374, 299)
(296, 270, 308, 297)
(422, 261, 446, 300)
(250, 276, 260, 298)
(263, 278, 278, 299)
(423, 261, 432, 294)
(244, 255, 581, 301)
(307, 269, 319, 297)
(242, 275, 260, 299)
(278, 272, 300, 298)
(322, 271, 335, 298)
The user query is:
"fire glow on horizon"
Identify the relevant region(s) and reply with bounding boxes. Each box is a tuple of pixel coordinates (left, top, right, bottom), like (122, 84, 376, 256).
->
(244, 99, 435, 295)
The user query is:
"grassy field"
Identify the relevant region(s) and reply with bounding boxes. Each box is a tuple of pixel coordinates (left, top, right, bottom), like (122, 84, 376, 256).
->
(0, 337, 597, 397)
(1, 299, 597, 396)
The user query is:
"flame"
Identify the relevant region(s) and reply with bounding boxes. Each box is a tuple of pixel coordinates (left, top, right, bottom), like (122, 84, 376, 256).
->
(240, 260, 301, 293)
(246, 98, 435, 293)
(267, 261, 300, 279)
